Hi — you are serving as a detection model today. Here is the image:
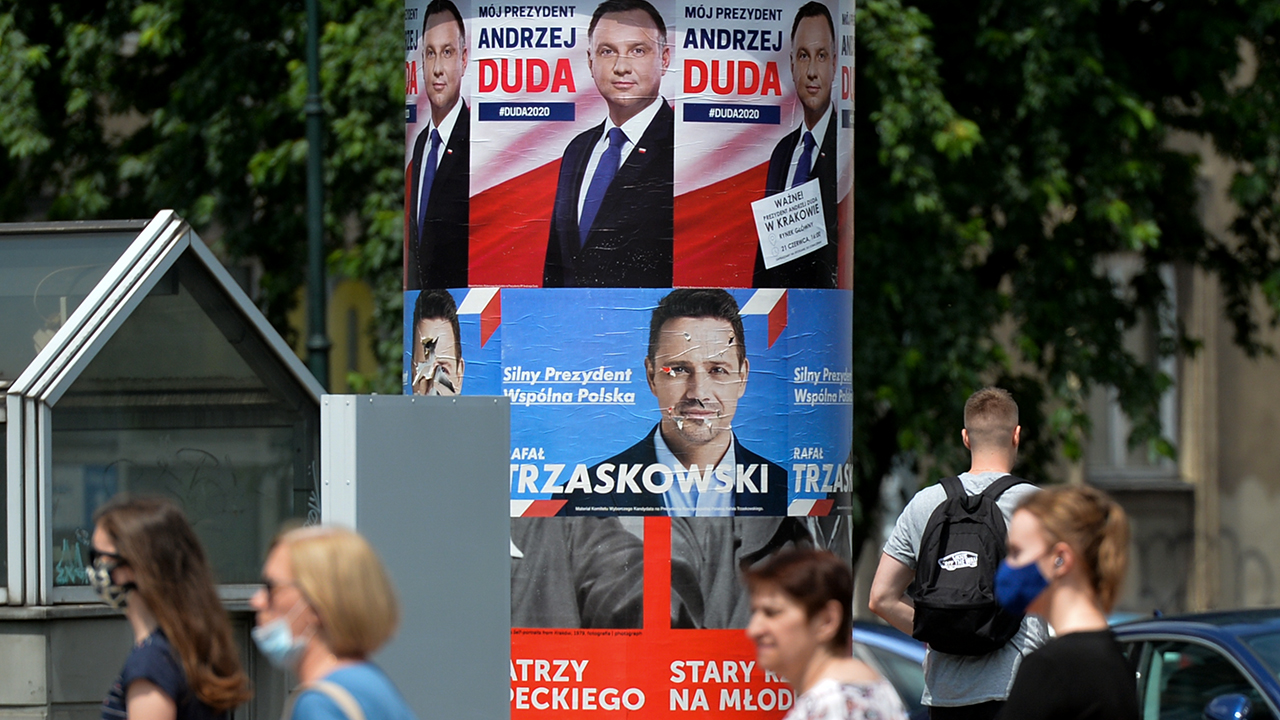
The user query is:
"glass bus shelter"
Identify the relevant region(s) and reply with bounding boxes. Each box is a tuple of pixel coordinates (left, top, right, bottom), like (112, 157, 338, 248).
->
(1, 210, 322, 608)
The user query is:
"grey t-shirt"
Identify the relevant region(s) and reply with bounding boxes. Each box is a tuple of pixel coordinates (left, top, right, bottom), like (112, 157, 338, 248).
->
(882, 471, 1048, 707)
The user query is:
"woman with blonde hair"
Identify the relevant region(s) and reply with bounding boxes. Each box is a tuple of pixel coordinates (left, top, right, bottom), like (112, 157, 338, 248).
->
(250, 525, 417, 720)
(744, 548, 907, 720)
(994, 486, 1138, 720)
(91, 496, 251, 720)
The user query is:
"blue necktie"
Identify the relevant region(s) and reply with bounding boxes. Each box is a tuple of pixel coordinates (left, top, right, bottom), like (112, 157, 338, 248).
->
(791, 131, 816, 187)
(579, 127, 627, 247)
(417, 129, 442, 238)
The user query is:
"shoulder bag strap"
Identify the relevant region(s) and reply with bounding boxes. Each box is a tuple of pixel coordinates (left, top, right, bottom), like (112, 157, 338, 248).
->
(281, 681, 368, 720)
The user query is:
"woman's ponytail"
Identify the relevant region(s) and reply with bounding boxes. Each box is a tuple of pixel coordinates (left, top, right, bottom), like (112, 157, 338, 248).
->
(1092, 500, 1130, 613)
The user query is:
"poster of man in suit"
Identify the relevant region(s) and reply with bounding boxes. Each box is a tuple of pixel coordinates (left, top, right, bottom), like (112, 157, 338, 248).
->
(405, 0, 470, 290)
(752, 2, 839, 289)
(542, 0, 674, 288)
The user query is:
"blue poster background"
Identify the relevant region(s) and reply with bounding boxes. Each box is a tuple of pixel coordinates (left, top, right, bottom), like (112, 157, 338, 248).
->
(405, 288, 851, 512)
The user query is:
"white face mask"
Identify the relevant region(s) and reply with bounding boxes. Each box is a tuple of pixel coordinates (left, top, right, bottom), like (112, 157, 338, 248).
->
(251, 598, 313, 670)
(88, 558, 136, 610)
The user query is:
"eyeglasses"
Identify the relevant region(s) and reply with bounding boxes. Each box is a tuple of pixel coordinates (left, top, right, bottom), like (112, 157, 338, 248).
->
(260, 576, 297, 602)
(88, 546, 125, 566)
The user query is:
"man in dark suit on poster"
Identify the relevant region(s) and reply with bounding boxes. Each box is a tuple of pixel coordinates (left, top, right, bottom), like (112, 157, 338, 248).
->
(563, 289, 787, 515)
(543, 0, 674, 288)
(754, 1, 839, 289)
(407, 0, 470, 290)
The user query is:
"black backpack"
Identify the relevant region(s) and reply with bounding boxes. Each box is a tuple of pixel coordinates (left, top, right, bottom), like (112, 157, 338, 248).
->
(911, 475, 1028, 656)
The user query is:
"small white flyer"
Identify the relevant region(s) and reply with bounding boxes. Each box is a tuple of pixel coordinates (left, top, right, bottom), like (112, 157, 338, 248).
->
(751, 178, 828, 269)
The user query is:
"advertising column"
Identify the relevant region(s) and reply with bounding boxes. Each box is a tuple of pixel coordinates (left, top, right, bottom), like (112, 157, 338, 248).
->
(404, 0, 853, 712)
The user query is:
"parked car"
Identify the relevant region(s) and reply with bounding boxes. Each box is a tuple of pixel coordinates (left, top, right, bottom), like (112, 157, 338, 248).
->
(852, 621, 928, 720)
(1112, 608, 1280, 720)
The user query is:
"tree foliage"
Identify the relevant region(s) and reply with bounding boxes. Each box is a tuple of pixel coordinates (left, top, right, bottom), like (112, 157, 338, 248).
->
(854, 0, 1280, 554)
(6, 0, 1280, 561)
(0, 0, 405, 390)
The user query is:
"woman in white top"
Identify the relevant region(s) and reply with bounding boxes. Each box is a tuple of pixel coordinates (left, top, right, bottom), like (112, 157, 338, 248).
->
(745, 548, 908, 720)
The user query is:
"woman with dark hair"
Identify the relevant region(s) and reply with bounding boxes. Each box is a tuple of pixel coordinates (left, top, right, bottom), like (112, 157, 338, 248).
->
(744, 549, 907, 720)
(91, 497, 252, 720)
(993, 486, 1138, 720)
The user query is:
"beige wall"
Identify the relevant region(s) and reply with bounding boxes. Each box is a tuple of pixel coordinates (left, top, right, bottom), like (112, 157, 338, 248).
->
(1212, 297, 1280, 608)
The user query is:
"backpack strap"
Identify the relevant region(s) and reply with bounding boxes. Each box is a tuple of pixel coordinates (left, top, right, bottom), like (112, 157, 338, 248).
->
(282, 681, 367, 720)
(981, 474, 1029, 500)
(939, 476, 964, 501)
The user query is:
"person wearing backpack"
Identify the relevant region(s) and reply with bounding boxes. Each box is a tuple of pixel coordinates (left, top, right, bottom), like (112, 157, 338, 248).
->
(869, 387, 1048, 720)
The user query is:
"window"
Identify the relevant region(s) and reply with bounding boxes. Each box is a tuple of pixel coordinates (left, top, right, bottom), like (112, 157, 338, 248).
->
(48, 254, 317, 595)
(1085, 260, 1179, 482)
(0, 230, 136, 385)
(1131, 639, 1275, 720)
(0, 224, 139, 598)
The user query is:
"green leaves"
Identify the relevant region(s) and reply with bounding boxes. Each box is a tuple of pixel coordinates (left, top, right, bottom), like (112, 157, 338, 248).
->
(131, 3, 182, 57)
(0, 12, 51, 159)
(854, 0, 1280, 562)
(933, 117, 982, 162)
(0, 0, 406, 390)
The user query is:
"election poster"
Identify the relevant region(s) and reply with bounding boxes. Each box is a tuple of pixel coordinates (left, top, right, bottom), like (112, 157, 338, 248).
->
(404, 0, 851, 289)
(403, 288, 853, 516)
(674, 0, 846, 290)
(404, 0, 853, 713)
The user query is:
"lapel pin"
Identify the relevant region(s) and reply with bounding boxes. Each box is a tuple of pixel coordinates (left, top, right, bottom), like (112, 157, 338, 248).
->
(638, 147, 647, 154)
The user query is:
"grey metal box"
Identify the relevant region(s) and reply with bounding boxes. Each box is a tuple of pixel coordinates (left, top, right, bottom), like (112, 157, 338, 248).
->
(321, 395, 510, 720)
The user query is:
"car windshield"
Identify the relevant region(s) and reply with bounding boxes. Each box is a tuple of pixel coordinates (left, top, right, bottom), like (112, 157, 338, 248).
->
(1245, 630, 1280, 678)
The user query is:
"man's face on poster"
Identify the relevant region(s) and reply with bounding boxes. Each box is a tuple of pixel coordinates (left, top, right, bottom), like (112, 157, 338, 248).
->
(412, 316, 464, 396)
(587, 9, 670, 122)
(645, 316, 748, 449)
(790, 14, 835, 119)
(422, 11, 468, 115)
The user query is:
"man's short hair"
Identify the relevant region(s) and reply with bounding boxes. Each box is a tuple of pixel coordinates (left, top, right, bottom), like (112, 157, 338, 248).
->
(790, 1, 834, 43)
(964, 387, 1019, 449)
(422, 0, 466, 40)
(647, 289, 745, 367)
(588, 0, 667, 40)
(413, 289, 462, 362)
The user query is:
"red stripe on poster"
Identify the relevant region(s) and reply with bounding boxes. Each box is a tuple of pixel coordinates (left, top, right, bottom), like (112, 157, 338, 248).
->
(644, 516, 671, 631)
(768, 290, 787, 348)
(481, 289, 502, 347)
(674, 163, 769, 289)
(470, 160, 561, 288)
(520, 499, 567, 517)
(808, 499, 835, 516)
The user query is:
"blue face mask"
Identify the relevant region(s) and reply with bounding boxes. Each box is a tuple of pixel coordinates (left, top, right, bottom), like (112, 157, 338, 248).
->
(251, 600, 311, 670)
(994, 558, 1051, 616)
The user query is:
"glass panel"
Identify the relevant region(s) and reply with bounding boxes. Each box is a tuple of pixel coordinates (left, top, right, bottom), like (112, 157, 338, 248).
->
(0, 232, 136, 382)
(50, 252, 317, 588)
(1244, 631, 1280, 680)
(1149, 640, 1274, 720)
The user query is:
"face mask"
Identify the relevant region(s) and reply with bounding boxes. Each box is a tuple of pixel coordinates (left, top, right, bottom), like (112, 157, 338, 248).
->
(88, 559, 136, 610)
(994, 557, 1051, 616)
(251, 600, 312, 670)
